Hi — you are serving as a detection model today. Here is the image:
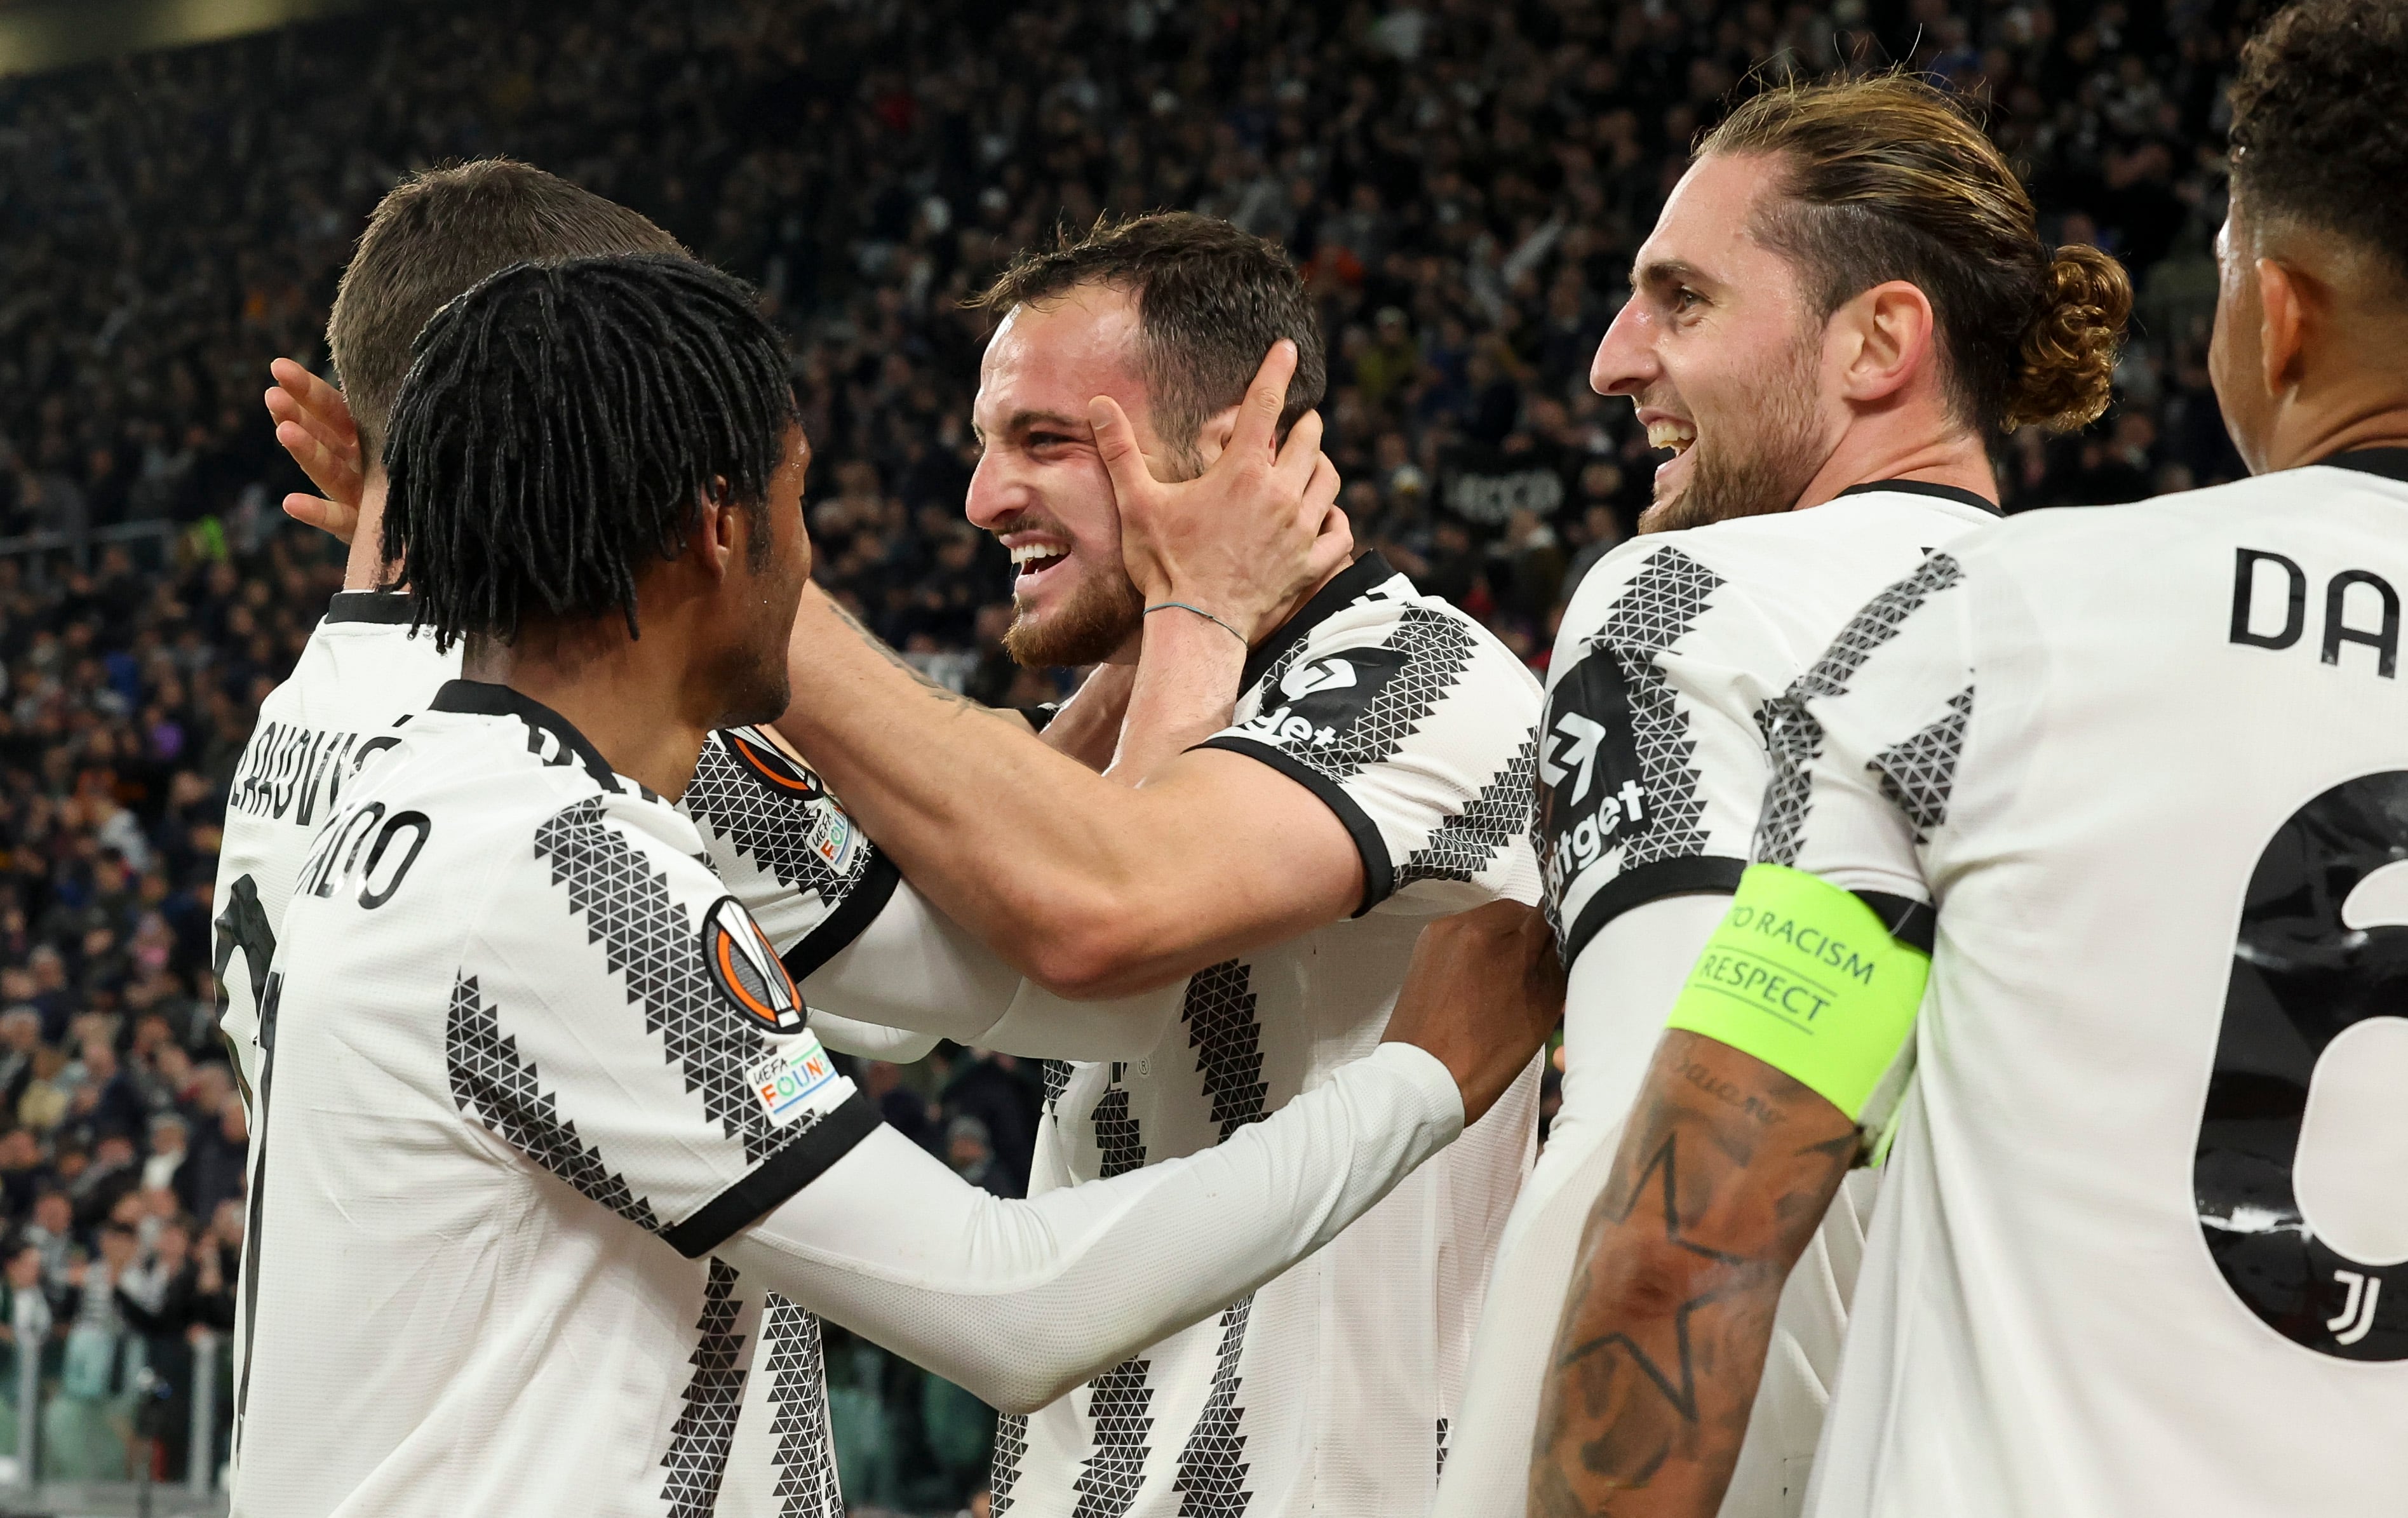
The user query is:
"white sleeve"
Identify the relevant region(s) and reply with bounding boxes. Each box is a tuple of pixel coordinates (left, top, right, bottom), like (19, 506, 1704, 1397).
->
(720, 1041, 1463, 1413)
(805, 1013, 941, 1063)
(804, 878, 1185, 1062)
(1557, 892, 1733, 1132)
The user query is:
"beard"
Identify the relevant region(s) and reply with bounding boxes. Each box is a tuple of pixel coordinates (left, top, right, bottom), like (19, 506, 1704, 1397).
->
(1637, 330, 1827, 537)
(1001, 558, 1145, 668)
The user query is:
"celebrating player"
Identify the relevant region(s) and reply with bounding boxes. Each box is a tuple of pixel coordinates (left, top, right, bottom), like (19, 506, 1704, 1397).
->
(1533, 3, 2408, 1512)
(232, 253, 1560, 1517)
(1435, 76, 2130, 1517)
(746, 214, 1549, 1514)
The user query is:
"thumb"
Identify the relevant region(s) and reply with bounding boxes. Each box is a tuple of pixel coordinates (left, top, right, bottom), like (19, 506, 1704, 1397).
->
(1087, 396, 1156, 506)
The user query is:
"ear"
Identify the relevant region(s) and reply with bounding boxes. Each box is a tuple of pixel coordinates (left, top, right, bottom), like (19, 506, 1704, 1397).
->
(694, 478, 741, 583)
(1191, 402, 1244, 468)
(2255, 256, 2310, 399)
(1831, 280, 1937, 406)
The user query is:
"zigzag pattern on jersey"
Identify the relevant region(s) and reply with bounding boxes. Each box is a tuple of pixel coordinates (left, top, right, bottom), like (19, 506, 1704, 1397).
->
(1091, 1062, 1148, 1178)
(1595, 546, 1723, 873)
(1281, 605, 1476, 786)
(444, 972, 661, 1230)
(1041, 1059, 1073, 1115)
(1171, 1294, 1256, 1517)
(660, 1258, 748, 1518)
(1871, 685, 1974, 842)
(1397, 729, 1537, 892)
(682, 730, 861, 899)
(534, 797, 782, 1162)
(1183, 960, 1267, 1143)
(762, 1293, 844, 1517)
(1756, 553, 1965, 866)
(1070, 1357, 1155, 1518)
(990, 1413, 1030, 1515)
(1436, 1417, 1450, 1481)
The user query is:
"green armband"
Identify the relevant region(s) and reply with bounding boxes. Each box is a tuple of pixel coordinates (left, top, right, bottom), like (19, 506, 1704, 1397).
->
(1664, 863, 1929, 1122)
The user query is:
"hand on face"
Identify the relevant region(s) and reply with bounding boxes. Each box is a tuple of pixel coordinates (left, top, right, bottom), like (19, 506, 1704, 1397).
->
(264, 357, 365, 543)
(1089, 339, 1351, 644)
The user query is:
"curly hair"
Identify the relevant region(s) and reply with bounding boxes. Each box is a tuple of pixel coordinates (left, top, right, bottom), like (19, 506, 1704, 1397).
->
(382, 255, 798, 651)
(2228, 0, 2408, 287)
(1702, 74, 2131, 434)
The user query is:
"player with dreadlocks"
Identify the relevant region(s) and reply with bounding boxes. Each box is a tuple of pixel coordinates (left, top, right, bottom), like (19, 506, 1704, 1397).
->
(231, 252, 1561, 1518)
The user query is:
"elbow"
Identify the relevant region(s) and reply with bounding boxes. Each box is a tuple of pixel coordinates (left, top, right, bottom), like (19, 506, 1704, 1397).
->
(1012, 899, 1167, 1001)
(944, 1350, 1089, 1417)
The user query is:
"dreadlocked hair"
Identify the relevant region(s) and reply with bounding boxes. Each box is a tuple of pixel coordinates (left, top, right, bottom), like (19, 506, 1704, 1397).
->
(381, 253, 798, 652)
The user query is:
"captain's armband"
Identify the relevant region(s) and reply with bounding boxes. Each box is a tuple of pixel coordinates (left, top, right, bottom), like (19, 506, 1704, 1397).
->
(1664, 864, 1929, 1123)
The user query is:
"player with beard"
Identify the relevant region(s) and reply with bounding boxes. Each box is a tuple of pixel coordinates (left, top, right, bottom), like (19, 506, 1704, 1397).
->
(237, 253, 1562, 1518)
(1535, 4, 2408, 1511)
(1427, 76, 2130, 1517)
(718, 213, 1550, 1517)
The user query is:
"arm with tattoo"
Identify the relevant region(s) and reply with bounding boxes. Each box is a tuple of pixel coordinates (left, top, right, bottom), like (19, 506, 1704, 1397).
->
(1530, 1030, 1857, 1517)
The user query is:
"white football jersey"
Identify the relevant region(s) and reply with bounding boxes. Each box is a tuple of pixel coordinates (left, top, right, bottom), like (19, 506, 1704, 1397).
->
(1764, 450, 2408, 1517)
(993, 553, 1544, 1518)
(1431, 483, 2000, 1518)
(215, 593, 459, 1099)
(235, 680, 875, 1517)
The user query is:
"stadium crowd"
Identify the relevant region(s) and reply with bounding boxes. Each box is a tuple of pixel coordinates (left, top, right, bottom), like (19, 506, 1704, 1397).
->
(0, 0, 2260, 1503)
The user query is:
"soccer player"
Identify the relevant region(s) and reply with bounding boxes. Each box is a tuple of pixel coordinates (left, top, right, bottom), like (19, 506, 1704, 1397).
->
(748, 215, 1547, 1515)
(235, 253, 1561, 1517)
(1434, 77, 2132, 1517)
(1532, 3, 2408, 1512)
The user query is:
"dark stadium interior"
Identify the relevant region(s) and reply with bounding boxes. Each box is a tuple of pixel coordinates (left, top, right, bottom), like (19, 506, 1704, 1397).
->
(0, 0, 2267, 1507)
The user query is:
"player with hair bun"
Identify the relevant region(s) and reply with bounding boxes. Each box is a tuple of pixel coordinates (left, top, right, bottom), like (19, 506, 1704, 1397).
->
(1535, 2, 2408, 1512)
(1431, 72, 2131, 1517)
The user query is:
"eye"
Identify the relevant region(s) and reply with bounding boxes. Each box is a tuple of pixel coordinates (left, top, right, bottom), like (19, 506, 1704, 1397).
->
(1026, 431, 1077, 452)
(1671, 286, 1704, 314)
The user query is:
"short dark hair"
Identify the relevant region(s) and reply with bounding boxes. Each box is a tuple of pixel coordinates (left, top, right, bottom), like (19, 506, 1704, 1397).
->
(328, 159, 687, 464)
(2229, 0, 2408, 290)
(382, 255, 799, 651)
(1702, 75, 2131, 434)
(969, 212, 1325, 462)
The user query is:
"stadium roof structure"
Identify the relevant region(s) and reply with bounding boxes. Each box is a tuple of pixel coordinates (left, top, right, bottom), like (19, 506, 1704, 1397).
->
(0, 0, 410, 79)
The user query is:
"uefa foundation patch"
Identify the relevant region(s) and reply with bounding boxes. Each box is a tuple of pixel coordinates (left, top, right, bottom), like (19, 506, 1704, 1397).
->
(703, 895, 807, 1033)
(747, 1028, 852, 1127)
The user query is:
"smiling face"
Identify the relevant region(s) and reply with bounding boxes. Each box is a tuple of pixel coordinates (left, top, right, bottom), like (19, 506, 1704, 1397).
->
(965, 285, 1164, 667)
(1592, 152, 1833, 534)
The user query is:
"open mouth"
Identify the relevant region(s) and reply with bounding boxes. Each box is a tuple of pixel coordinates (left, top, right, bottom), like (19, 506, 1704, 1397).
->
(1646, 418, 1697, 458)
(1009, 541, 1072, 590)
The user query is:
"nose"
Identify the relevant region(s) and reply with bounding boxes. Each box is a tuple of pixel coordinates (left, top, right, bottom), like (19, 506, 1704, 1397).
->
(964, 447, 1023, 531)
(1590, 297, 1659, 400)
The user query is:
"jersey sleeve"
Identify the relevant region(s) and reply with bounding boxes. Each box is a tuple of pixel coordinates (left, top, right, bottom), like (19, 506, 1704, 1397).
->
(1197, 598, 1542, 915)
(1675, 551, 1977, 1141)
(455, 789, 879, 1258)
(1539, 540, 1791, 969)
(678, 725, 901, 979)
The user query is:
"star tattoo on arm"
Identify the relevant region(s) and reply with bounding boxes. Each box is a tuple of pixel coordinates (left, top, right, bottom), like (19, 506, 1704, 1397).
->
(1530, 1030, 1859, 1517)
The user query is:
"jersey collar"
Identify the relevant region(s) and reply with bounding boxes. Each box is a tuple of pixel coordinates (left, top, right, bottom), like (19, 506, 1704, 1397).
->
(325, 590, 419, 626)
(1831, 479, 2003, 516)
(2318, 447, 2408, 486)
(428, 679, 619, 788)
(1238, 550, 1399, 693)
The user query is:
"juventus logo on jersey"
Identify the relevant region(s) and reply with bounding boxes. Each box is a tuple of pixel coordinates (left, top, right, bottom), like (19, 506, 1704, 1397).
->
(701, 896, 807, 1033)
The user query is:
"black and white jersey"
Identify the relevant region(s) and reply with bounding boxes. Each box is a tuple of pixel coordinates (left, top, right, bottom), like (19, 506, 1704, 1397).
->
(999, 553, 1544, 1517)
(678, 725, 899, 984)
(235, 681, 876, 1518)
(1537, 485, 2003, 972)
(1763, 452, 2408, 1517)
(215, 593, 458, 1102)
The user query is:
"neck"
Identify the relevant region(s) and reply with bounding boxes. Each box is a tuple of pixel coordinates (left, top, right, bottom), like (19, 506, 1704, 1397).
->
(461, 618, 716, 796)
(344, 473, 394, 592)
(2259, 395, 2408, 474)
(1791, 424, 1997, 513)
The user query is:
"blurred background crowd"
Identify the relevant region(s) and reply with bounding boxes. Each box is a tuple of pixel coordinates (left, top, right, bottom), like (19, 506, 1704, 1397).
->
(0, 0, 2261, 1505)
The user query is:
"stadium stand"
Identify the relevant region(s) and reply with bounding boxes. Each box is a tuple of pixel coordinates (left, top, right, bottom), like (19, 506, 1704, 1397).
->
(0, 0, 2257, 1506)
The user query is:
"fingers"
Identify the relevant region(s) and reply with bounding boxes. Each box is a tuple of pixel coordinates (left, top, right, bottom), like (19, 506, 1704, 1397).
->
(281, 492, 358, 547)
(1302, 503, 1354, 586)
(1272, 407, 1324, 489)
(268, 358, 355, 442)
(272, 417, 365, 507)
(1227, 339, 1299, 463)
(1086, 394, 1158, 508)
